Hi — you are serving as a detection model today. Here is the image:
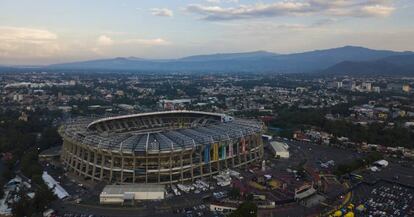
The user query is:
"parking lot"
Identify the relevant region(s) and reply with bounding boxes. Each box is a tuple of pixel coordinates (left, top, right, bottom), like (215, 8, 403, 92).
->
(352, 181, 414, 217)
(273, 138, 365, 168)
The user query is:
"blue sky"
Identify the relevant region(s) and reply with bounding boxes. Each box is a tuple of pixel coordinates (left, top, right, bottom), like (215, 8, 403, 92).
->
(0, 0, 413, 64)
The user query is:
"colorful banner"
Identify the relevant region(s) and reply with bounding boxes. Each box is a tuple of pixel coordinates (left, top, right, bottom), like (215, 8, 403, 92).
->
(221, 146, 226, 159)
(204, 144, 210, 163)
(213, 143, 219, 161)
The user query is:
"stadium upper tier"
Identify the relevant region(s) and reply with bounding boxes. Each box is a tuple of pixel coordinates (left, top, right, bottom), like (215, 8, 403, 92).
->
(60, 111, 263, 154)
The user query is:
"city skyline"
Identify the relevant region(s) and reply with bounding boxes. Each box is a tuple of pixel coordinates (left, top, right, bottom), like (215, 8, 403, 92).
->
(1, 0, 414, 65)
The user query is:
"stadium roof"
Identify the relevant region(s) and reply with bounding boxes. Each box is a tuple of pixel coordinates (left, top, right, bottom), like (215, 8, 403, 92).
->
(60, 111, 263, 153)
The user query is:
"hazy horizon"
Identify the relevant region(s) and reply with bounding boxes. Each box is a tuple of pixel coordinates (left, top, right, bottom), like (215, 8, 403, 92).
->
(1, 0, 414, 65)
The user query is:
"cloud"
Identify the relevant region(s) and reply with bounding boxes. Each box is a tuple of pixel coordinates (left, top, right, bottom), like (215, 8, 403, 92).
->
(150, 8, 173, 17)
(206, 0, 221, 3)
(359, 5, 395, 17)
(93, 35, 170, 55)
(97, 35, 169, 46)
(185, 2, 313, 20)
(0, 26, 57, 42)
(311, 18, 338, 26)
(186, 0, 396, 20)
(0, 26, 61, 58)
(214, 19, 414, 54)
(96, 35, 169, 46)
(97, 35, 114, 46)
(123, 38, 170, 46)
(206, 0, 239, 3)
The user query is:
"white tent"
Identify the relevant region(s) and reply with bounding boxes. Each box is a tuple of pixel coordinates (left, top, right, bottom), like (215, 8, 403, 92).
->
(373, 160, 389, 167)
(42, 171, 69, 199)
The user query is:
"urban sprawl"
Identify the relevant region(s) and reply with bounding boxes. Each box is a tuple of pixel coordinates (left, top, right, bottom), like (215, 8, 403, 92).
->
(0, 72, 413, 217)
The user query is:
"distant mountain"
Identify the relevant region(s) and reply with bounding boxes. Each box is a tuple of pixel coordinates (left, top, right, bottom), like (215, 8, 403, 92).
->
(0, 65, 17, 72)
(48, 46, 413, 73)
(179, 51, 277, 62)
(323, 54, 414, 75)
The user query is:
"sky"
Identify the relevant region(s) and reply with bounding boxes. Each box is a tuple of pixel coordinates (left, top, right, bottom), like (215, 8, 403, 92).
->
(0, 0, 413, 65)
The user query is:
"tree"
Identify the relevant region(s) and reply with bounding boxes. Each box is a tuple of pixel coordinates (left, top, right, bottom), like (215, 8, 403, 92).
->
(12, 192, 34, 217)
(246, 193, 254, 201)
(334, 152, 383, 176)
(229, 187, 240, 199)
(37, 127, 62, 150)
(229, 202, 258, 217)
(32, 184, 56, 212)
(0, 180, 4, 199)
(21, 151, 42, 183)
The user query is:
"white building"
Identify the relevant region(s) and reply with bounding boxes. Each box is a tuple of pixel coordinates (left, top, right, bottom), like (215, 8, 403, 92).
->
(100, 184, 165, 205)
(373, 159, 389, 167)
(161, 99, 192, 110)
(361, 82, 372, 92)
(210, 202, 238, 213)
(261, 134, 273, 141)
(269, 141, 289, 159)
(294, 184, 316, 200)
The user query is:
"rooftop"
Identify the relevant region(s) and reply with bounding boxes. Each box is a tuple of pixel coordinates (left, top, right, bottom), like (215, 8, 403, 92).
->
(270, 141, 289, 152)
(101, 184, 165, 195)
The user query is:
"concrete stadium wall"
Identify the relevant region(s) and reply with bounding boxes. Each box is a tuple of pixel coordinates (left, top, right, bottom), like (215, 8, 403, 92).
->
(60, 133, 263, 184)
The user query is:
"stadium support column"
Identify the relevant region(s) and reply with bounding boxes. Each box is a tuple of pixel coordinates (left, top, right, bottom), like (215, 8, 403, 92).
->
(69, 142, 76, 169)
(86, 149, 91, 176)
(255, 134, 260, 160)
(100, 154, 105, 180)
(80, 147, 87, 175)
(120, 155, 124, 184)
(199, 147, 203, 177)
(77, 146, 84, 175)
(237, 140, 241, 166)
(73, 145, 80, 172)
(66, 142, 72, 167)
(109, 154, 114, 182)
(248, 135, 254, 161)
(180, 149, 184, 183)
(243, 137, 248, 165)
(169, 150, 173, 183)
(230, 141, 235, 167)
(66, 143, 72, 164)
(258, 134, 264, 159)
(190, 149, 195, 181)
(92, 150, 97, 180)
(145, 152, 149, 184)
(223, 141, 228, 169)
(158, 151, 161, 183)
(73, 143, 79, 169)
(133, 155, 136, 183)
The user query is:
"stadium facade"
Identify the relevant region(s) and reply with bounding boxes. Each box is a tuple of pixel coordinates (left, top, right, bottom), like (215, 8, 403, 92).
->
(59, 111, 264, 184)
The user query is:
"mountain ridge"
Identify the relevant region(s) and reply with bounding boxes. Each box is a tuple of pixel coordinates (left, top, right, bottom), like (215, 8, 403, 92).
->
(47, 46, 412, 73)
(2, 46, 412, 74)
(323, 54, 414, 76)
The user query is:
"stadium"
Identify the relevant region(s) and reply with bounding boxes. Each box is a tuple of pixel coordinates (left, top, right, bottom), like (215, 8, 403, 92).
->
(59, 111, 264, 184)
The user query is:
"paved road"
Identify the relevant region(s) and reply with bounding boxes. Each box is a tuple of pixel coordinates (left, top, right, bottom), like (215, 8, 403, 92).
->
(361, 160, 414, 186)
(51, 189, 214, 217)
(52, 201, 184, 217)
